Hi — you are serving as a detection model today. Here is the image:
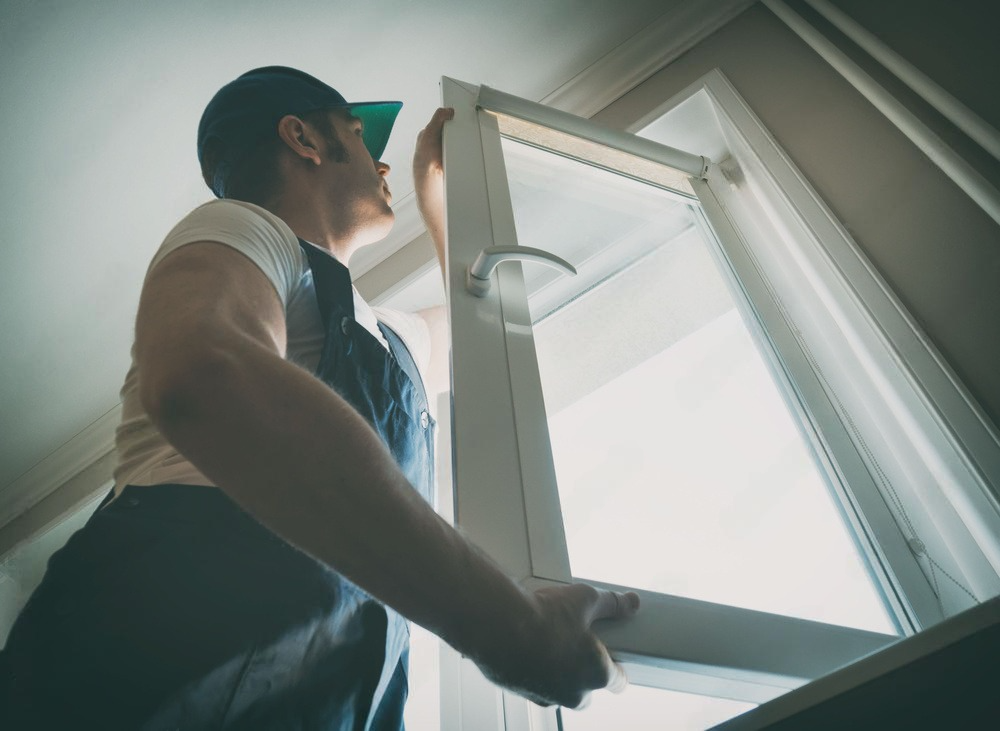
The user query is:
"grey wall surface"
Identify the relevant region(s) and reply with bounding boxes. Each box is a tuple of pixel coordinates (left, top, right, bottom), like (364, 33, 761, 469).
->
(596, 2, 1000, 432)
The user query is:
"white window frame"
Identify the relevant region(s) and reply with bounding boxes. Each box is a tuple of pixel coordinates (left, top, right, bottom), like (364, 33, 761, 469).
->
(669, 73, 1000, 625)
(440, 69, 1000, 729)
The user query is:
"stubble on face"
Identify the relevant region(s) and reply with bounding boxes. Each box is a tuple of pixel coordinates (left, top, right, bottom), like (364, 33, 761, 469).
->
(318, 110, 395, 245)
(311, 110, 351, 165)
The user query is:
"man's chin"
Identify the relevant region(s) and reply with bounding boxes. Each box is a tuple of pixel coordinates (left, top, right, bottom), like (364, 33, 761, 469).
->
(358, 208, 395, 248)
(378, 206, 395, 237)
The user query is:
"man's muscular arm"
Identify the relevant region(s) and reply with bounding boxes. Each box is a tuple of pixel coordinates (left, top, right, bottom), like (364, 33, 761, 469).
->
(135, 239, 634, 708)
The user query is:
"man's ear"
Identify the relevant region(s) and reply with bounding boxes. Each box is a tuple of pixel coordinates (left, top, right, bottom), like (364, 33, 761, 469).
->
(276, 114, 322, 166)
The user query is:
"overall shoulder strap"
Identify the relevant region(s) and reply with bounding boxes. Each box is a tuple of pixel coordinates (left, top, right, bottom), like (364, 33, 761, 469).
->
(297, 238, 354, 327)
(378, 322, 429, 409)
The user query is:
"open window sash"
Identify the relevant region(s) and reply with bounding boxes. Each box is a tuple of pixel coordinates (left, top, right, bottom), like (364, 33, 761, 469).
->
(440, 74, 905, 709)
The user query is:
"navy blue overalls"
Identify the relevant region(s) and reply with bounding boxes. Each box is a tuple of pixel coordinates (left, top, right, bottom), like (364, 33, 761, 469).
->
(0, 239, 436, 730)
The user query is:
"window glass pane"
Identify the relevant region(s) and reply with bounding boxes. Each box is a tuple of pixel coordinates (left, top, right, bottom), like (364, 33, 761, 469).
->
(559, 685, 754, 731)
(402, 624, 440, 729)
(502, 138, 896, 634)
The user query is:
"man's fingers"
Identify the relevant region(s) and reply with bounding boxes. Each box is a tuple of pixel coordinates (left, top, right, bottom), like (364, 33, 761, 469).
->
(595, 630, 630, 694)
(605, 657, 629, 694)
(587, 589, 640, 623)
(593, 641, 628, 696)
(415, 108, 455, 175)
(425, 106, 455, 134)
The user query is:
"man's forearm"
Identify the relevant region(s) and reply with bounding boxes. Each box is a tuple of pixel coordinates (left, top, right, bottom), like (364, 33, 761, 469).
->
(146, 337, 533, 662)
(417, 180, 446, 273)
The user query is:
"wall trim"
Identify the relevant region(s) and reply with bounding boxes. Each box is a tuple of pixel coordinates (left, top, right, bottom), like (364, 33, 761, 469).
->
(0, 404, 120, 535)
(0, 454, 114, 558)
(762, 0, 1000, 228)
(539, 0, 756, 117)
(802, 0, 1000, 163)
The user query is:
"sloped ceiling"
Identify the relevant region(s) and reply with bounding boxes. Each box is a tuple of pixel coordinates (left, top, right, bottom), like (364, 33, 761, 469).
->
(0, 0, 676, 492)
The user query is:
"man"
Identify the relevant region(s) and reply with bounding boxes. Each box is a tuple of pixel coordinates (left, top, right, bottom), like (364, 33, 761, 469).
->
(0, 66, 638, 729)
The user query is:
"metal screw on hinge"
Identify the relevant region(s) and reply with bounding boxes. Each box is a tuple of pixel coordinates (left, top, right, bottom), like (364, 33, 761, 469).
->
(908, 538, 927, 556)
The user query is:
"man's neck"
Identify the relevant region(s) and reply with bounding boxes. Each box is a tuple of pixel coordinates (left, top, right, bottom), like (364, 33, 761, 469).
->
(266, 195, 360, 264)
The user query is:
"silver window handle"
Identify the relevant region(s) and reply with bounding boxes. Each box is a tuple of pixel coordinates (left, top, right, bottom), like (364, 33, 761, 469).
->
(466, 246, 577, 297)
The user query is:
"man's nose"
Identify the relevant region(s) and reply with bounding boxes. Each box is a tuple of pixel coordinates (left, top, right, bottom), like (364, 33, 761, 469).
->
(376, 160, 391, 177)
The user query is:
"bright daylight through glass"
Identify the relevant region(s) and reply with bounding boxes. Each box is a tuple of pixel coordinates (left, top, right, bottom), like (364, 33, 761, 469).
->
(503, 138, 896, 636)
(560, 684, 756, 731)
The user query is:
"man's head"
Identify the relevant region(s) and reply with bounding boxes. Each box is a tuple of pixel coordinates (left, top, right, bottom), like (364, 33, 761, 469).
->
(197, 66, 401, 207)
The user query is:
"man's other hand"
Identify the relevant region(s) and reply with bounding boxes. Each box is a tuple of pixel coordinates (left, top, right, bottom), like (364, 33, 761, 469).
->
(413, 106, 454, 188)
(413, 107, 453, 258)
(477, 583, 640, 709)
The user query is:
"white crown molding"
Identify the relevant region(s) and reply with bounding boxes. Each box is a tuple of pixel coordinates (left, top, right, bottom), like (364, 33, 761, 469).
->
(0, 452, 114, 559)
(0, 404, 120, 532)
(539, 0, 758, 118)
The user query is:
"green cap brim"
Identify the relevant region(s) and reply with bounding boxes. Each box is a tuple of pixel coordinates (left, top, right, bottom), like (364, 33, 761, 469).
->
(351, 101, 403, 161)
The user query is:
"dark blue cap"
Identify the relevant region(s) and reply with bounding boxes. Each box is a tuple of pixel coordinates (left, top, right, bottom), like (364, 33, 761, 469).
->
(197, 66, 402, 197)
